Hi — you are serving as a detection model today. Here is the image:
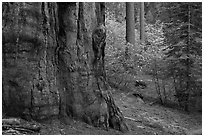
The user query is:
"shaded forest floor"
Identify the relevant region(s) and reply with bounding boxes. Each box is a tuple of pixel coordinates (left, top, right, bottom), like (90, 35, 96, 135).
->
(113, 90, 202, 135)
(39, 90, 201, 135)
(3, 88, 201, 135)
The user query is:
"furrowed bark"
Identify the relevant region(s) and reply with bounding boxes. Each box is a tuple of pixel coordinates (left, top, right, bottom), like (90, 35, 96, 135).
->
(2, 2, 128, 132)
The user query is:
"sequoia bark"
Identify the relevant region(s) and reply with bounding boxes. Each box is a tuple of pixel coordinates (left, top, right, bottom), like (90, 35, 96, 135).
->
(2, 2, 128, 132)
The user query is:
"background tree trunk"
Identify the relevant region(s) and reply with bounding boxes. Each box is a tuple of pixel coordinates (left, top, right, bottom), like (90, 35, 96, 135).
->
(140, 2, 145, 44)
(126, 2, 135, 45)
(2, 2, 128, 132)
(162, 80, 167, 104)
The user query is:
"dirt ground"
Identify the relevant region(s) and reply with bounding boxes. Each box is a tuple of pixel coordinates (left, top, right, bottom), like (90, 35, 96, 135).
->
(3, 89, 202, 135)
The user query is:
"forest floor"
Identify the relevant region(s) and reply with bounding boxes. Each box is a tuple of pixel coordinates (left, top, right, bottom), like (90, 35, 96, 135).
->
(112, 90, 202, 135)
(38, 91, 201, 135)
(4, 87, 201, 135)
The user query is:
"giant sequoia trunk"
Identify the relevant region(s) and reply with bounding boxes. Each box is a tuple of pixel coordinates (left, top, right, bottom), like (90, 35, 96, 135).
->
(2, 2, 128, 132)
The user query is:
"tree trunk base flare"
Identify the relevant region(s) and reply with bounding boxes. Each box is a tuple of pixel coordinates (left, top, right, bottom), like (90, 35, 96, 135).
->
(2, 2, 129, 132)
(94, 77, 129, 132)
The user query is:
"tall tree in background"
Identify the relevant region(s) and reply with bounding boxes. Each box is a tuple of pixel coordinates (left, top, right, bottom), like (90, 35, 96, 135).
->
(140, 2, 145, 44)
(2, 2, 128, 132)
(126, 2, 135, 45)
(163, 2, 202, 111)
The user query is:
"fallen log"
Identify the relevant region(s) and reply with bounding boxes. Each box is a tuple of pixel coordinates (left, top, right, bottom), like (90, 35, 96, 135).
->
(2, 118, 21, 125)
(3, 124, 41, 133)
